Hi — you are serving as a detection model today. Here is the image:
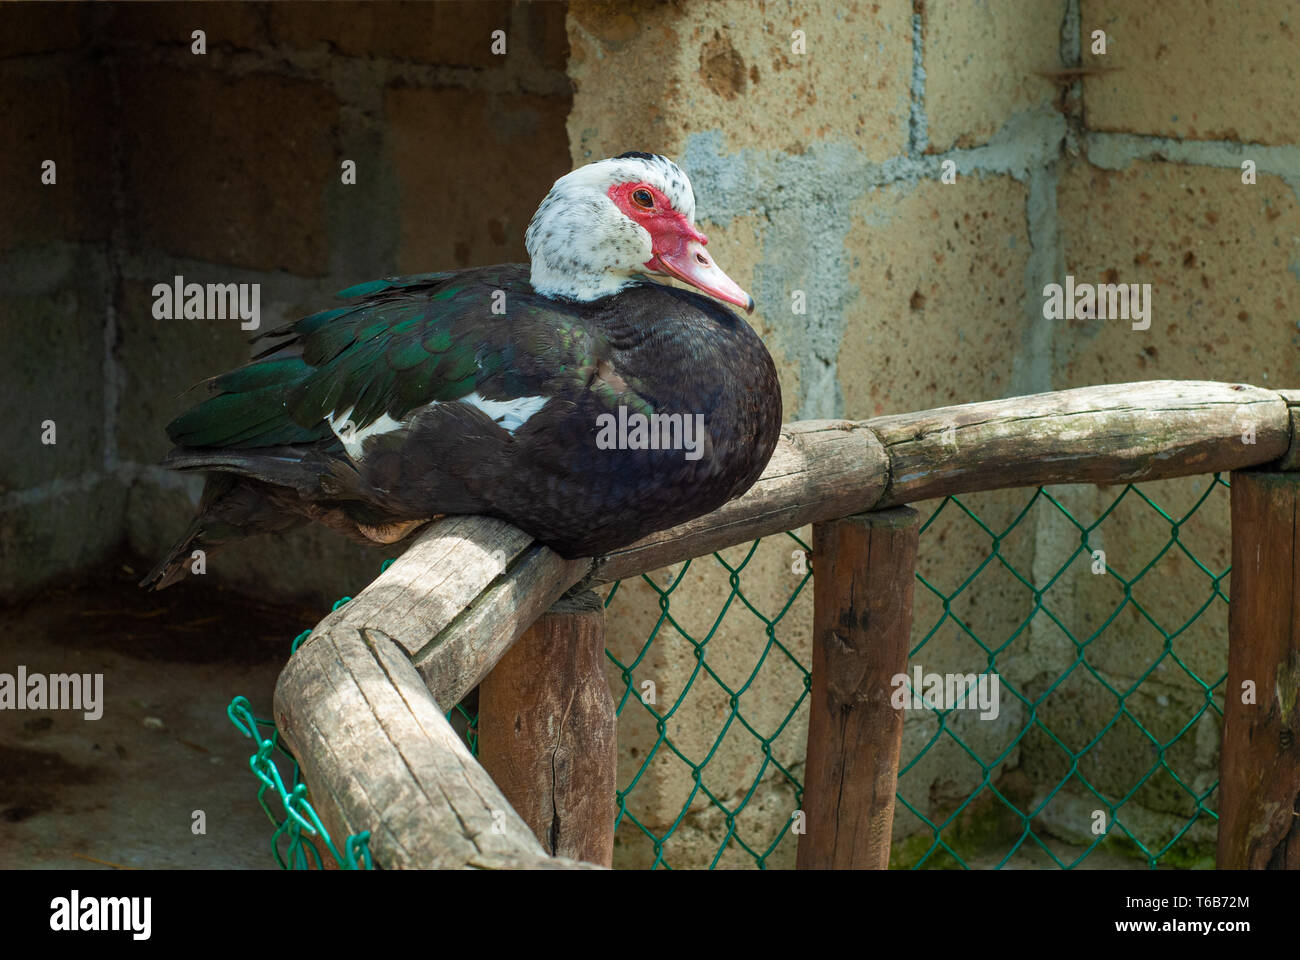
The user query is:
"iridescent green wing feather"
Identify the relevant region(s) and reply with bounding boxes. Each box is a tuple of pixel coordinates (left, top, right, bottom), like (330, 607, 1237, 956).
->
(165, 268, 644, 450)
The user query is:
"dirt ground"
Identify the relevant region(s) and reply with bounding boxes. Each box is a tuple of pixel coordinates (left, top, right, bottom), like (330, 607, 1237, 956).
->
(0, 559, 328, 870)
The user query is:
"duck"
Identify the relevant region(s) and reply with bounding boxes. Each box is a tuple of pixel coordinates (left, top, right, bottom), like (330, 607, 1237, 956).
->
(143, 152, 782, 590)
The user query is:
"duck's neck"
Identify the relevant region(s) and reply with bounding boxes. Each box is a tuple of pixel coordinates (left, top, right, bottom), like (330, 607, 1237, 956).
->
(529, 260, 641, 302)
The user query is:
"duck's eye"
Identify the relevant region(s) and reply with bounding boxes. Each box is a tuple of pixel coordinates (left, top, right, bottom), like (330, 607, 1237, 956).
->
(632, 189, 654, 208)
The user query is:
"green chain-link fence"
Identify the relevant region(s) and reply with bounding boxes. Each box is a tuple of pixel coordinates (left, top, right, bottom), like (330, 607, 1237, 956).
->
(599, 473, 1232, 869)
(226, 599, 372, 870)
(234, 474, 1232, 869)
(895, 474, 1230, 870)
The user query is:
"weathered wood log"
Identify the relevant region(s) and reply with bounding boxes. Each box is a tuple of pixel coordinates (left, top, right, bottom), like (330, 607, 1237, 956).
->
(1218, 470, 1300, 869)
(309, 514, 533, 659)
(869, 380, 1288, 507)
(589, 419, 887, 583)
(274, 621, 601, 869)
(413, 545, 590, 710)
(303, 515, 588, 710)
(588, 381, 1289, 583)
(479, 591, 616, 866)
(797, 508, 918, 869)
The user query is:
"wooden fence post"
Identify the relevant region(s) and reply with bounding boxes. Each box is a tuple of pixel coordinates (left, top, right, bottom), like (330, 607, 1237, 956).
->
(479, 591, 617, 867)
(1219, 470, 1300, 868)
(797, 507, 919, 869)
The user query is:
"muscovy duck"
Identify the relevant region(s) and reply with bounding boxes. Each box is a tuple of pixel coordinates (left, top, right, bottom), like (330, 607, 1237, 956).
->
(143, 152, 781, 589)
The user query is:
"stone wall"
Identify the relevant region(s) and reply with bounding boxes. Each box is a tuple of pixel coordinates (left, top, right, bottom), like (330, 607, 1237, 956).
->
(0, 1, 572, 604)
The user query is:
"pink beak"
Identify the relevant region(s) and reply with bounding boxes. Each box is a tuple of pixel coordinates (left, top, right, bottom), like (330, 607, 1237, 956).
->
(647, 224, 754, 314)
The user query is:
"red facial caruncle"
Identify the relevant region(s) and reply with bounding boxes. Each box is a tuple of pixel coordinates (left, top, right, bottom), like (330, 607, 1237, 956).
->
(607, 182, 754, 314)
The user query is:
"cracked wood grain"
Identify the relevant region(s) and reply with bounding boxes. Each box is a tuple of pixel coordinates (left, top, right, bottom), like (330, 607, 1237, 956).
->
(590, 381, 1289, 582)
(478, 591, 616, 866)
(274, 621, 600, 869)
(797, 507, 918, 870)
(868, 380, 1289, 506)
(1219, 471, 1300, 869)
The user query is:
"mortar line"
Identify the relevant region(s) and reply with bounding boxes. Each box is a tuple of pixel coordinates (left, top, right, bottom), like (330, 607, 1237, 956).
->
(907, 0, 928, 156)
(1085, 131, 1300, 176)
(108, 41, 572, 100)
(103, 51, 126, 476)
(0, 472, 104, 510)
(1059, 0, 1084, 155)
(1060, 0, 1081, 67)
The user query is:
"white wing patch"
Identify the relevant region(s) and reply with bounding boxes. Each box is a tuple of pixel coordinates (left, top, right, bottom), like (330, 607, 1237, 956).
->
(327, 407, 404, 460)
(326, 393, 547, 460)
(462, 392, 548, 434)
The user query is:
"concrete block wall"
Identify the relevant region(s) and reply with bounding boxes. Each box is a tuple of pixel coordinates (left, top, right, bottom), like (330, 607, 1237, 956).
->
(0, 1, 572, 605)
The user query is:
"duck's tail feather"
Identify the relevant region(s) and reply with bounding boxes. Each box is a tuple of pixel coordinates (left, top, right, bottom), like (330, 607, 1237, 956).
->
(161, 444, 337, 494)
(139, 473, 310, 591)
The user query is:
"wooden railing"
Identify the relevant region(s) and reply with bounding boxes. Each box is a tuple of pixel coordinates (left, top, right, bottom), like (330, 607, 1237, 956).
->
(272, 380, 1300, 869)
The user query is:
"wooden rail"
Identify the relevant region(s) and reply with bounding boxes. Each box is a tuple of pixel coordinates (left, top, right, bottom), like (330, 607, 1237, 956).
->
(273, 380, 1300, 869)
